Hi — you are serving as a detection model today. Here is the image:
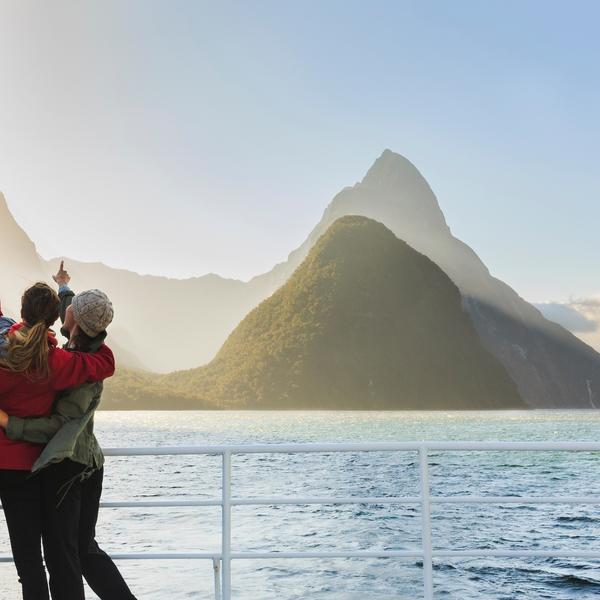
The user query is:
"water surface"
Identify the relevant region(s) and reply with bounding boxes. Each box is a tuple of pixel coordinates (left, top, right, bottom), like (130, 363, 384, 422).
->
(2, 411, 600, 599)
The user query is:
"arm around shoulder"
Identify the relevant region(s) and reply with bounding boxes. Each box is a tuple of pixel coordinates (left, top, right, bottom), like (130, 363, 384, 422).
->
(6, 384, 98, 444)
(50, 345, 115, 391)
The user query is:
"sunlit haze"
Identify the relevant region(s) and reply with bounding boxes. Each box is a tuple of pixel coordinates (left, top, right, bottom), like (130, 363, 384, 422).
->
(0, 1, 598, 304)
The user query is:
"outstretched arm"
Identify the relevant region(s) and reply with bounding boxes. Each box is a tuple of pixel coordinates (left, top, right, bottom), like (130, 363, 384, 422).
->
(53, 260, 74, 324)
(49, 261, 116, 388)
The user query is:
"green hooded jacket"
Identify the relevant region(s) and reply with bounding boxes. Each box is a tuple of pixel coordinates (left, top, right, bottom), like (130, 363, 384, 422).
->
(5, 285, 106, 473)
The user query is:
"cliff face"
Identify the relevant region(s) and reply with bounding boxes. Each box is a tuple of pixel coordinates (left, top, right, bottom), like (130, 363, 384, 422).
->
(0, 192, 47, 316)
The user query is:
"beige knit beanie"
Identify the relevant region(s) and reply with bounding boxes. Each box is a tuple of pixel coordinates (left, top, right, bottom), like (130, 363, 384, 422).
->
(71, 289, 114, 337)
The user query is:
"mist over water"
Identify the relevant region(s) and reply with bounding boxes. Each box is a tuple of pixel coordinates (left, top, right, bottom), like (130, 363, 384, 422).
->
(3, 411, 599, 599)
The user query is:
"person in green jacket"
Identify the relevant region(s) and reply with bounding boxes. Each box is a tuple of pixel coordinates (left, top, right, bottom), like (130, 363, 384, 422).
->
(0, 262, 137, 600)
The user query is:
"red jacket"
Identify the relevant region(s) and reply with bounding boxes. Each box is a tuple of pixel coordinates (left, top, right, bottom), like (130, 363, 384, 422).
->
(0, 344, 115, 470)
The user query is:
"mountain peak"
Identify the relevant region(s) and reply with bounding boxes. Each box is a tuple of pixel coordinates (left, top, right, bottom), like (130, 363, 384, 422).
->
(362, 149, 430, 188)
(327, 149, 451, 238)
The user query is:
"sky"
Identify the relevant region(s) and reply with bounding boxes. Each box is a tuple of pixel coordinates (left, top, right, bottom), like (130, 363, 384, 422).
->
(0, 0, 598, 302)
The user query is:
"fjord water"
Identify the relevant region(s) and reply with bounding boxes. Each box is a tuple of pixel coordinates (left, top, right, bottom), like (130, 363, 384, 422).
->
(2, 411, 600, 599)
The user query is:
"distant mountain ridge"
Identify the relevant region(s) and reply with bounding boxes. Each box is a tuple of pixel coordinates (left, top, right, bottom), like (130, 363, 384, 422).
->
(42, 256, 257, 372)
(2, 150, 600, 408)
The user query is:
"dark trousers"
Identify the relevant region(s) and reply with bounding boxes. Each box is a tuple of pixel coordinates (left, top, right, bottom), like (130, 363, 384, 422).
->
(41, 460, 137, 600)
(0, 469, 50, 600)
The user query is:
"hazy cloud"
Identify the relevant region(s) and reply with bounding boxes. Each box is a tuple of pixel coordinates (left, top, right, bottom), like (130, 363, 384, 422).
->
(573, 298, 600, 311)
(536, 298, 600, 333)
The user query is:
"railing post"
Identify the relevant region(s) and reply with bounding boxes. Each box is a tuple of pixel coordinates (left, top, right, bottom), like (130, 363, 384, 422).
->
(222, 451, 232, 600)
(419, 446, 434, 600)
(213, 557, 222, 600)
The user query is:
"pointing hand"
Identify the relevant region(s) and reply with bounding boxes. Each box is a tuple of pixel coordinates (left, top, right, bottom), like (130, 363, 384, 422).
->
(52, 260, 71, 286)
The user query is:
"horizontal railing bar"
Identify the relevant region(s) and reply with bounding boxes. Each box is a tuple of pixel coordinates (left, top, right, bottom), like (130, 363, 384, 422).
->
(232, 551, 423, 559)
(231, 496, 422, 505)
(110, 553, 221, 560)
(430, 496, 600, 504)
(5, 495, 600, 512)
(0, 553, 220, 563)
(435, 550, 600, 558)
(235, 495, 600, 506)
(102, 441, 600, 456)
(100, 500, 222, 508)
(232, 550, 600, 559)
(0, 551, 423, 562)
(4, 548, 600, 563)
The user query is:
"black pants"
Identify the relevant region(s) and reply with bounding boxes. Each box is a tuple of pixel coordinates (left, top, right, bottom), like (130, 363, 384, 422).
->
(0, 469, 50, 600)
(41, 460, 137, 600)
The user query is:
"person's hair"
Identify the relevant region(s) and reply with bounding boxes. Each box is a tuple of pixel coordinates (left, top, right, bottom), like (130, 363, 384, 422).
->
(0, 282, 60, 379)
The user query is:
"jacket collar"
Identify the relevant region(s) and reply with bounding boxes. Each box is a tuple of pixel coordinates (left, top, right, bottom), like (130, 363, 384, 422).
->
(61, 328, 107, 353)
(88, 331, 107, 353)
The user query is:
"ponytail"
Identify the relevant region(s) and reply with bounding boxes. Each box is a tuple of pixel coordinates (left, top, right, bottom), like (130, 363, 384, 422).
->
(0, 322, 52, 380)
(0, 282, 60, 380)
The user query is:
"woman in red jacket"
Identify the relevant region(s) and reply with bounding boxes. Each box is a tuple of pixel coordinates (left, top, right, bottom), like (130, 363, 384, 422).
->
(0, 282, 116, 600)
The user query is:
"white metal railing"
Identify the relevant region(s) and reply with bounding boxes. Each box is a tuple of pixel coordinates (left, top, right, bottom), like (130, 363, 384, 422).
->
(2, 441, 600, 600)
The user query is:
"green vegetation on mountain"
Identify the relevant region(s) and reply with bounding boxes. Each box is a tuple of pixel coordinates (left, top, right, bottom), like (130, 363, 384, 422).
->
(101, 368, 218, 410)
(104, 216, 524, 409)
